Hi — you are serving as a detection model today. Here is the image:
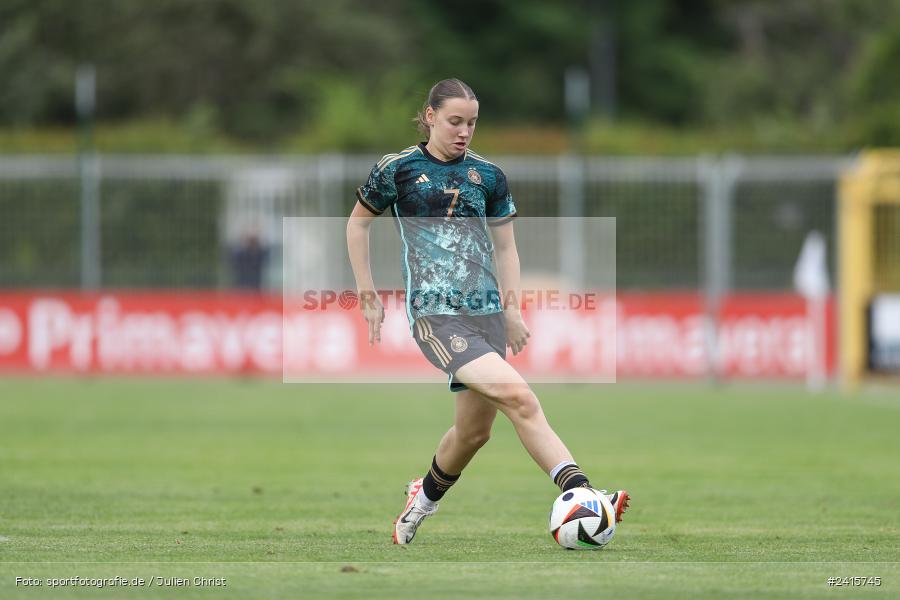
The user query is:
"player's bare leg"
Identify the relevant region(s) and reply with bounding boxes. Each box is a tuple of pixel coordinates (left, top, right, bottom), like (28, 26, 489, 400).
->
(394, 390, 497, 544)
(454, 352, 630, 521)
(454, 352, 572, 473)
(434, 389, 498, 474)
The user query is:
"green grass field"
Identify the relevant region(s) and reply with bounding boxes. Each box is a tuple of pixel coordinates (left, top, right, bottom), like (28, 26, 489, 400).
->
(1, 378, 898, 598)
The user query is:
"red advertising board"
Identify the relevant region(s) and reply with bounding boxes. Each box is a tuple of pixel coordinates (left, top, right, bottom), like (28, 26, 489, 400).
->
(0, 291, 835, 379)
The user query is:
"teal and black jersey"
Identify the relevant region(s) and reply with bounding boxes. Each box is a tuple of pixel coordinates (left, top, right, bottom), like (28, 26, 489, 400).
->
(357, 142, 517, 324)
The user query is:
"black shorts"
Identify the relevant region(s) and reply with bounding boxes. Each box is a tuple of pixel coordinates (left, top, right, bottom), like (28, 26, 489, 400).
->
(412, 313, 507, 392)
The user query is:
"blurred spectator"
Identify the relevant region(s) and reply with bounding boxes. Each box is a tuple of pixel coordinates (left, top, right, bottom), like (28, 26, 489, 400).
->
(229, 231, 269, 290)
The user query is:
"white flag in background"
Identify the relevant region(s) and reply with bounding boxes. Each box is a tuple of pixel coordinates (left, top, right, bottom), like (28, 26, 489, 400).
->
(793, 231, 829, 299)
(793, 230, 829, 391)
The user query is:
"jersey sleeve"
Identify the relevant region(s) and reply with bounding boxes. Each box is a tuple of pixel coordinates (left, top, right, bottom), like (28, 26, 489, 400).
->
(486, 166, 517, 226)
(356, 160, 398, 215)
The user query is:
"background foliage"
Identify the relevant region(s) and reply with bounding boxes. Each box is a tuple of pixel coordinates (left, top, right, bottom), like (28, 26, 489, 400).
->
(2, 0, 900, 152)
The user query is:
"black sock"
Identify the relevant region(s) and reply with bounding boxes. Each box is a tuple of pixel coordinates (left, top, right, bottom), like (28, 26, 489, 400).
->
(421, 456, 460, 502)
(553, 463, 591, 491)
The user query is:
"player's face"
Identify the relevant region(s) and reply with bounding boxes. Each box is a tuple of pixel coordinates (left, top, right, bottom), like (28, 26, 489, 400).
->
(427, 97, 478, 160)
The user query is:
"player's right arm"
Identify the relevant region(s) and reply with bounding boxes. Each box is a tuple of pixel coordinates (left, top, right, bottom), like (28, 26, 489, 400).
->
(347, 158, 399, 345)
(347, 202, 384, 346)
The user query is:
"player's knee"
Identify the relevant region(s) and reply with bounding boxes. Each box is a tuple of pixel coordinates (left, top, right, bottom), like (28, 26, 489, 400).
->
(499, 385, 541, 422)
(458, 428, 491, 450)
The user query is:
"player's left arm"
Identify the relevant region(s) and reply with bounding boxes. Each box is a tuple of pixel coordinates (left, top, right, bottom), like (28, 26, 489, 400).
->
(490, 222, 530, 355)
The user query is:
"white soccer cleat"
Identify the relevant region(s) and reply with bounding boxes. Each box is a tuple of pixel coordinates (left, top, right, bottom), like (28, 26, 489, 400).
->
(392, 477, 438, 545)
(595, 488, 630, 523)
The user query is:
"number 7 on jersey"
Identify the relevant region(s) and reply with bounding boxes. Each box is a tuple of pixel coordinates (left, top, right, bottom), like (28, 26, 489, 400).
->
(443, 188, 460, 217)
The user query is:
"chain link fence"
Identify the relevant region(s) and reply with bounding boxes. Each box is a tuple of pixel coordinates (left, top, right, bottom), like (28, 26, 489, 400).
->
(0, 154, 852, 293)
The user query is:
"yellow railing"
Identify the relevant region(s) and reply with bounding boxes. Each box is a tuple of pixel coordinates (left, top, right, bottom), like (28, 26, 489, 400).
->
(839, 151, 900, 388)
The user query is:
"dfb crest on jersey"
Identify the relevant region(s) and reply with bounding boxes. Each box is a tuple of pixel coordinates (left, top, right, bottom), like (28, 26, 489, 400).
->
(467, 168, 482, 185)
(449, 335, 468, 353)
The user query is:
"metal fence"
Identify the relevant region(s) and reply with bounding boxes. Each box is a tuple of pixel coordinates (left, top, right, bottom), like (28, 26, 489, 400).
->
(0, 154, 853, 294)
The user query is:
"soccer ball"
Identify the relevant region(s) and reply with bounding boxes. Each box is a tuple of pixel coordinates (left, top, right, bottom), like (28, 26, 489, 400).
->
(549, 487, 616, 550)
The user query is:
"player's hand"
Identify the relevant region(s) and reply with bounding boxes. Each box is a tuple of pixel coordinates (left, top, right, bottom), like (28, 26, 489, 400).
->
(359, 290, 385, 345)
(504, 309, 530, 356)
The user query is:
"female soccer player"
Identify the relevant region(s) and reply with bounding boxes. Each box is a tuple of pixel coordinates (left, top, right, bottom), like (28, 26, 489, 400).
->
(346, 78, 628, 545)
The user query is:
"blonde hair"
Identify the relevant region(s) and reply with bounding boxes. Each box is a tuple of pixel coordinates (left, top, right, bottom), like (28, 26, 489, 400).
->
(414, 78, 477, 139)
